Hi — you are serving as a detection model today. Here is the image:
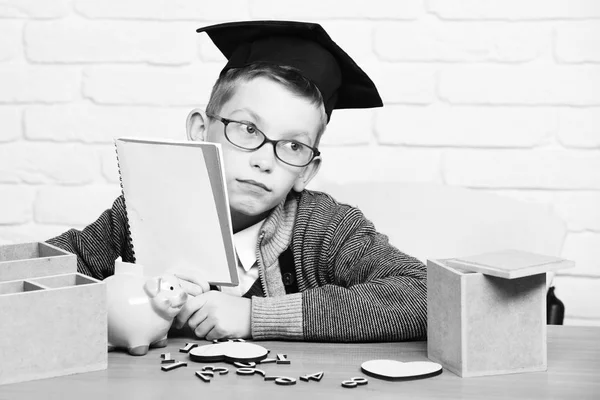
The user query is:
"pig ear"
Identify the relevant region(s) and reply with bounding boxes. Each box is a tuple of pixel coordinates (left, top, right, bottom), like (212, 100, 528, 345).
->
(143, 277, 161, 298)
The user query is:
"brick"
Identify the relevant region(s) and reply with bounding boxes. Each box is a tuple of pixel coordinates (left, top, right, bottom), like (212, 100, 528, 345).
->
(0, 185, 35, 224)
(443, 149, 600, 189)
(428, 0, 600, 20)
(100, 145, 121, 183)
(25, 20, 195, 65)
(25, 105, 190, 143)
(439, 66, 600, 106)
(484, 190, 555, 214)
(321, 109, 374, 146)
(563, 317, 600, 327)
(0, 66, 79, 103)
(375, 21, 549, 63)
(0, 224, 73, 246)
(560, 233, 600, 277)
(322, 22, 376, 64)
(0, 142, 100, 184)
(0, 107, 22, 142)
(365, 62, 436, 105)
(554, 192, 600, 232)
(557, 107, 600, 149)
(75, 0, 249, 20)
(376, 105, 556, 147)
(250, 0, 423, 20)
(556, 23, 600, 63)
(552, 275, 600, 320)
(308, 146, 442, 189)
(0, 21, 22, 62)
(197, 32, 228, 62)
(35, 185, 121, 226)
(0, 0, 68, 19)
(83, 64, 221, 106)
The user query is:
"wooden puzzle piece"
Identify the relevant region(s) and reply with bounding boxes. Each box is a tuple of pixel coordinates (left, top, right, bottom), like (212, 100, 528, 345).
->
(360, 359, 442, 381)
(300, 371, 324, 382)
(341, 377, 368, 388)
(195, 371, 212, 382)
(179, 342, 199, 353)
(233, 361, 256, 368)
(189, 342, 268, 363)
(276, 354, 290, 364)
(212, 338, 246, 344)
(161, 361, 187, 371)
(236, 367, 266, 376)
(160, 353, 176, 364)
(275, 377, 297, 386)
(201, 366, 229, 375)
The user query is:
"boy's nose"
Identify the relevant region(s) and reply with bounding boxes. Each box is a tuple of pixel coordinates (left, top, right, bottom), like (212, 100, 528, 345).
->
(249, 142, 276, 172)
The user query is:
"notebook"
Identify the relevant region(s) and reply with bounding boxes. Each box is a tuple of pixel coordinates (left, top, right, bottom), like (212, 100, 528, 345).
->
(115, 137, 238, 286)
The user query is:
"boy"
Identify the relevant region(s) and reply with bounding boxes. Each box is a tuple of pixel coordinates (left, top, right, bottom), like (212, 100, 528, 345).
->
(47, 21, 427, 342)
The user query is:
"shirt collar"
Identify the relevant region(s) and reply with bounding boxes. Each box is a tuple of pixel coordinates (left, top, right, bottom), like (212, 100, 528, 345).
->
(233, 219, 264, 272)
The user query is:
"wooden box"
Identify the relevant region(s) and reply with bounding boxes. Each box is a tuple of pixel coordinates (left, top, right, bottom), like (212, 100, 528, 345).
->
(427, 250, 574, 378)
(0, 243, 107, 385)
(0, 242, 75, 282)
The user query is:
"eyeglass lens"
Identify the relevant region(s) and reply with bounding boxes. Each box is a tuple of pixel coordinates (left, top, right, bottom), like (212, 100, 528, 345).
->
(225, 121, 314, 166)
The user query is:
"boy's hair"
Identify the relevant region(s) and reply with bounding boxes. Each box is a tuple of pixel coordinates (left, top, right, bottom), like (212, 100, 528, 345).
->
(206, 63, 328, 147)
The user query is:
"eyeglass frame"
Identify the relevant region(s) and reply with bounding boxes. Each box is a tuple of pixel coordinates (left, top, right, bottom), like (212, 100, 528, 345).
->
(205, 113, 321, 167)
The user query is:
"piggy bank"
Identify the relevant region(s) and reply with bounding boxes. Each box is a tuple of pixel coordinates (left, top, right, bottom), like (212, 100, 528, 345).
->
(105, 261, 188, 356)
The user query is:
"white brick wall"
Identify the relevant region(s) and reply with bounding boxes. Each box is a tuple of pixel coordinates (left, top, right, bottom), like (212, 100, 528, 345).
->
(0, 1, 599, 326)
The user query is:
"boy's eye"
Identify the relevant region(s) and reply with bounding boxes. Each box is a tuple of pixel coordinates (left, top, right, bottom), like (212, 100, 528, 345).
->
(281, 141, 306, 153)
(244, 124, 256, 134)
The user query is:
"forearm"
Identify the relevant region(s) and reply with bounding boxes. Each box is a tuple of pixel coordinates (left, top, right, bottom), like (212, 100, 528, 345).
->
(249, 275, 426, 342)
(301, 277, 427, 342)
(46, 196, 131, 280)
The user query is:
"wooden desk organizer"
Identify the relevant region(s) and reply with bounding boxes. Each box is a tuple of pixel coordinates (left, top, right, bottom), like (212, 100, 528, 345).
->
(0, 242, 107, 385)
(427, 250, 574, 378)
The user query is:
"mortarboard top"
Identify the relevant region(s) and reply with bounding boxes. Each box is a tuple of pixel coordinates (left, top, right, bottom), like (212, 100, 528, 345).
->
(197, 20, 383, 121)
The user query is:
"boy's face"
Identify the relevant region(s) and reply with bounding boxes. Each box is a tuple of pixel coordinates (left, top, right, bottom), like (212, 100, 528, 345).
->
(188, 77, 322, 218)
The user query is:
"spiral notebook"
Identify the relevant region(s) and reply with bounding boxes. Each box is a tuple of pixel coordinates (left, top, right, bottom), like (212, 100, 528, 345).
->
(115, 137, 238, 286)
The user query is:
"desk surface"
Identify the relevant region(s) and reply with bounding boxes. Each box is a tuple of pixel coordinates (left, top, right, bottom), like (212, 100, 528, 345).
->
(2, 326, 599, 400)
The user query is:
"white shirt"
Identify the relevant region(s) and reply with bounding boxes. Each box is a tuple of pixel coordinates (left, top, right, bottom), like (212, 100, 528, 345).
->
(219, 220, 264, 296)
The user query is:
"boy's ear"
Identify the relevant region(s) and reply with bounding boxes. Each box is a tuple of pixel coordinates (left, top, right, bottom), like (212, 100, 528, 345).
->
(293, 156, 322, 192)
(186, 108, 209, 142)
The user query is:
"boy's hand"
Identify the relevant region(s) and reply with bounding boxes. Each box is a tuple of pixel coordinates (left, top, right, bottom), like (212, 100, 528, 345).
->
(166, 268, 210, 297)
(174, 291, 251, 340)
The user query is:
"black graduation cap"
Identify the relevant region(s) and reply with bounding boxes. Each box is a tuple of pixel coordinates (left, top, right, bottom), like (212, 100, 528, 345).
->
(197, 20, 383, 121)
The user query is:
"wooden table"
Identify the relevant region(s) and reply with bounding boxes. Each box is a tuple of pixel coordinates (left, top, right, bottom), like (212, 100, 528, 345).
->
(2, 326, 599, 399)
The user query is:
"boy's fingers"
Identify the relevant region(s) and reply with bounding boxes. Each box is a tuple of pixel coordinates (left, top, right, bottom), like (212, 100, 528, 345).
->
(174, 294, 208, 329)
(167, 268, 210, 295)
(177, 279, 207, 297)
(194, 319, 216, 340)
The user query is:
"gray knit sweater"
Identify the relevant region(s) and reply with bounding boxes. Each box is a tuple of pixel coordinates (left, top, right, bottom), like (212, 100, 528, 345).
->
(47, 189, 427, 342)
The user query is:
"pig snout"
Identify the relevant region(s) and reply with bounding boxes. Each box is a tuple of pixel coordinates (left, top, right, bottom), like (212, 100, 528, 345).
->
(171, 291, 188, 309)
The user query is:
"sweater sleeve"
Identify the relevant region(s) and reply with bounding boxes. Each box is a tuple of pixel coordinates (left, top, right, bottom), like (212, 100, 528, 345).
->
(45, 195, 133, 281)
(295, 194, 428, 342)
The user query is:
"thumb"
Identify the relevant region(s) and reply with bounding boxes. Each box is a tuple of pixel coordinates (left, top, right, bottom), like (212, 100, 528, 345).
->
(169, 268, 210, 296)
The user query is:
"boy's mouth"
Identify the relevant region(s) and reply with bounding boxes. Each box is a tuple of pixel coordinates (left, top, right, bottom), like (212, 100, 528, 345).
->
(237, 179, 272, 192)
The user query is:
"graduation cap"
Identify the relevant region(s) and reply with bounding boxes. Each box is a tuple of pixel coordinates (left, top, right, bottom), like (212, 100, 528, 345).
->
(197, 20, 383, 121)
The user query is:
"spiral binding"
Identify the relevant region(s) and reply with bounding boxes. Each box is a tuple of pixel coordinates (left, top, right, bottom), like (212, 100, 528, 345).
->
(114, 140, 136, 263)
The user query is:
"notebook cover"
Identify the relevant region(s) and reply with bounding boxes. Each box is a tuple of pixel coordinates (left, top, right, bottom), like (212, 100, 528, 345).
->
(444, 249, 574, 279)
(115, 138, 238, 286)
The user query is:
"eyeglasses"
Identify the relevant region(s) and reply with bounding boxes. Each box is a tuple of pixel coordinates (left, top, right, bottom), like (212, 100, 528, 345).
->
(206, 113, 320, 167)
